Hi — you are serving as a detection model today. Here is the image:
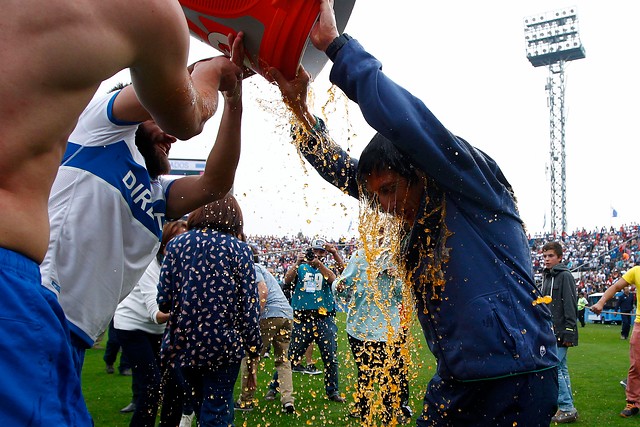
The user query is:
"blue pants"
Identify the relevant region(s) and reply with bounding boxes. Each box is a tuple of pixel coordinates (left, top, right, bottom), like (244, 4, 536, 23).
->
(181, 363, 240, 427)
(104, 318, 131, 372)
(417, 368, 558, 426)
(0, 247, 92, 426)
(287, 312, 340, 396)
(157, 365, 191, 427)
(116, 328, 163, 427)
(348, 334, 410, 422)
(622, 311, 632, 339)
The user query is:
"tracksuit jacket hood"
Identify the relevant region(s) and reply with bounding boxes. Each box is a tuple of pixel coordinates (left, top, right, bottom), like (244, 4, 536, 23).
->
(302, 37, 559, 381)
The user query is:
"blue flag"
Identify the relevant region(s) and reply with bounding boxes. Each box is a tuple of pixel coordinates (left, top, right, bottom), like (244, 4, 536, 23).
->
(612, 207, 618, 218)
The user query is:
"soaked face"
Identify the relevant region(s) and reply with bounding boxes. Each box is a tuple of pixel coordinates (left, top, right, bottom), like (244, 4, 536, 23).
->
(365, 169, 423, 225)
(136, 120, 176, 178)
(542, 250, 561, 269)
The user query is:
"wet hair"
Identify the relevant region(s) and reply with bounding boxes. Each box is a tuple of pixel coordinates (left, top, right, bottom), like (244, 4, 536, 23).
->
(356, 132, 420, 189)
(542, 241, 563, 258)
(157, 220, 188, 262)
(187, 193, 244, 236)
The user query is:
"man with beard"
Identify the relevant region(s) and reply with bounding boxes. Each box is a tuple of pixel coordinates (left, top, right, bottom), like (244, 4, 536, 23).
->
(39, 37, 246, 379)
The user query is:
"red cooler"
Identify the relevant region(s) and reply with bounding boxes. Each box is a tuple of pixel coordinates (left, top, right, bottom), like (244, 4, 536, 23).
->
(180, 0, 356, 79)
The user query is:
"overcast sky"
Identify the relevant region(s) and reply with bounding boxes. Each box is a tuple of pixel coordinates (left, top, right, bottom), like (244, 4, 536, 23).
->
(100, 1, 640, 240)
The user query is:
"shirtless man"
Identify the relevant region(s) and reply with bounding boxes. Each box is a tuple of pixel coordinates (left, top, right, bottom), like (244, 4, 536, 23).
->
(0, 1, 242, 424)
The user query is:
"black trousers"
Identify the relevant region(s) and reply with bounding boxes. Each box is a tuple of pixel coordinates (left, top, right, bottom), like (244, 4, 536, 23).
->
(348, 334, 409, 422)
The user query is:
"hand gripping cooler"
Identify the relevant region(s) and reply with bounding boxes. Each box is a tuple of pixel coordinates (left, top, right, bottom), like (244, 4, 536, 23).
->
(180, 0, 356, 79)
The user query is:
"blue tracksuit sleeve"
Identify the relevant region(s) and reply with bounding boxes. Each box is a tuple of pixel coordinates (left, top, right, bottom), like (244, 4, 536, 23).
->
(298, 120, 360, 200)
(329, 38, 515, 213)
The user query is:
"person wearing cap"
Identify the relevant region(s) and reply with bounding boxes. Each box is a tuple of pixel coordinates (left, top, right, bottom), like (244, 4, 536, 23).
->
(266, 0, 559, 424)
(278, 239, 346, 403)
(577, 292, 588, 328)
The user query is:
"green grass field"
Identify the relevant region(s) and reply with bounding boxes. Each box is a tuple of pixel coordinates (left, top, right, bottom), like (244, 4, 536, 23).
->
(83, 316, 634, 426)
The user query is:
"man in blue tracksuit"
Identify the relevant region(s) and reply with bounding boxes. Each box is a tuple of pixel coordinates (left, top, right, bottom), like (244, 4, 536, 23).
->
(618, 286, 635, 340)
(267, 1, 559, 425)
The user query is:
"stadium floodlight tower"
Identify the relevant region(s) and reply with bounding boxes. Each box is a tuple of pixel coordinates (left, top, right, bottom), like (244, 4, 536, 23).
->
(524, 6, 585, 236)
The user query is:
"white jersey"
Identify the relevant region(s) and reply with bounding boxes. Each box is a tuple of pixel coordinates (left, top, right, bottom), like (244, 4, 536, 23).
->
(40, 91, 174, 345)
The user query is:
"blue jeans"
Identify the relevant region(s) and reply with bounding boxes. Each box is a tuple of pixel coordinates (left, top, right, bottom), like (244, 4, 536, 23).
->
(269, 312, 340, 396)
(282, 312, 340, 396)
(557, 346, 575, 411)
(181, 362, 240, 427)
(417, 368, 558, 426)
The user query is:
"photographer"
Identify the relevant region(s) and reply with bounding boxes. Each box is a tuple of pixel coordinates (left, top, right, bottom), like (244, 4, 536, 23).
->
(272, 240, 346, 403)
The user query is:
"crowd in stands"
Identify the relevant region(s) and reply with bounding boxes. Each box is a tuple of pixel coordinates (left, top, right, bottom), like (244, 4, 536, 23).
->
(248, 223, 640, 297)
(530, 223, 639, 295)
(248, 235, 358, 283)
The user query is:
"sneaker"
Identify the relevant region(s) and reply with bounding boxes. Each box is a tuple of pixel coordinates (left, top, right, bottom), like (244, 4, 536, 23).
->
(282, 402, 295, 414)
(292, 364, 306, 373)
(179, 411, 195, 427)
(234, 401, 254, 412)
(400, 405, 413, 419)
(119, 402, 136, 413)
(620, 403, 639, 418)
(120, 368, 133, 376)
(105, 364, 115, 374)
(304, 364, 322, 375)
(396, 413, 410, 425)
(264, 389, 278, 401)
(551, 409, 578, 423)
(348, 410, 361, 419)
(328, 393, 346, 403)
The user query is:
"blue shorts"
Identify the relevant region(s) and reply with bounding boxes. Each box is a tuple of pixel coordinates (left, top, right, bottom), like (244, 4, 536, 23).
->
(0, 247, 92, 426)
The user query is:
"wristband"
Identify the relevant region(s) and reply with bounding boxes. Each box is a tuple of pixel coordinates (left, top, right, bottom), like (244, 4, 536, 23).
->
(326, 33, 353, 61)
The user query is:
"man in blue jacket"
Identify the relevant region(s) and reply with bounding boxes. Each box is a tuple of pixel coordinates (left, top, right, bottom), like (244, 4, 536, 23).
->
(267, 1, 559, 425)
(617, 286, 635, 340)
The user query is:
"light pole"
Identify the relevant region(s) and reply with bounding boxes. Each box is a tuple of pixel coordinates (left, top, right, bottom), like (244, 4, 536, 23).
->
(524, 6, 585, 236)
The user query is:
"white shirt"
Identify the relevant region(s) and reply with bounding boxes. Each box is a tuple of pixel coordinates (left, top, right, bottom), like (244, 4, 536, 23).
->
(40, 91, 173, 345)
(114, 259, 166, 335)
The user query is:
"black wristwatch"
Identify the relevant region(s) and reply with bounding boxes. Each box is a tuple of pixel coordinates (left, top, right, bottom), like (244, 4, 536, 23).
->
(326, 33, 353, 61)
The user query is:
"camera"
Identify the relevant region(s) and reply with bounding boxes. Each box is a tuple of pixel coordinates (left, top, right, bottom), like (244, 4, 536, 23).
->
(305, 247, 316, 262)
